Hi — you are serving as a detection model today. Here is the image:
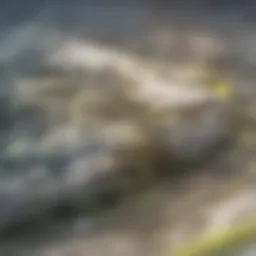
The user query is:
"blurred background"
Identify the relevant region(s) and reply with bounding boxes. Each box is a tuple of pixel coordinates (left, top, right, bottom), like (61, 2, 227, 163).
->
(0, 0, 255, 255)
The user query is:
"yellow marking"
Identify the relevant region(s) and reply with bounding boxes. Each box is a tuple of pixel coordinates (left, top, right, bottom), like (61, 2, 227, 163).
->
(172, 221, 256, 256)
(212, 80, 233, 100)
